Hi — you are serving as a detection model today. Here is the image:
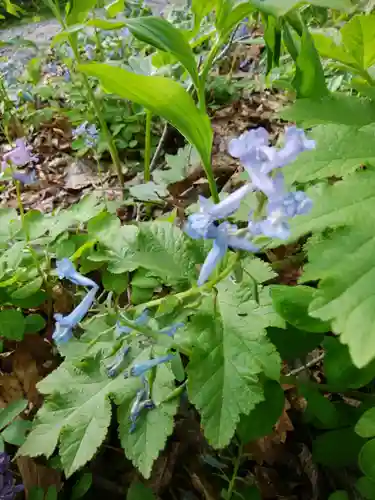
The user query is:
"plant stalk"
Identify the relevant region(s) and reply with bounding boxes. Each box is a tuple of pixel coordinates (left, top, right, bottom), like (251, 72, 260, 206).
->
(144, 110, 152, 182)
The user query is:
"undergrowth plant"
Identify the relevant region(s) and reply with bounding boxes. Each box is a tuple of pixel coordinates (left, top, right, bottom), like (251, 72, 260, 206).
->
(2, 0, 375, 498)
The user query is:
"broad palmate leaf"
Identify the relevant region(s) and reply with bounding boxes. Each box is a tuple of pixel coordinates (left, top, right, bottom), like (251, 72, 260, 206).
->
(288, 170, 375, 242)
(18, 358, 139, 477)
(118, 363, 178, 478)
(284, 124, 375, 183)
(131, 222, 200, 286)
(187, 280, 281, 448)
(301, 223, 375, 368)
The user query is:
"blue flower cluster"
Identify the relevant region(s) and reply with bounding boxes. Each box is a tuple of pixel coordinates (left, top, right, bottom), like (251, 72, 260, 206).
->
(109, 310, 181, 432)
(186, 126, 315, 285)
(53, 259, 99, 344)
(72, 122, 99, 148)
(0, 452, 23, 500)
(1, 138, 38, 185)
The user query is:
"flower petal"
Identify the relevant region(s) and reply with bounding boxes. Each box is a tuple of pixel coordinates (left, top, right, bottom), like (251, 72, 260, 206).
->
(198, 238, 228, 286)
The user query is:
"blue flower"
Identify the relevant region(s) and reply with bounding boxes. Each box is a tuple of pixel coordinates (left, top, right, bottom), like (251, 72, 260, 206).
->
(160, 322, 184, 337)
(56, 258, 97, 288)
(130, 354, 174, 378)
(85, 44, 96, 60)
(73, 122, 99, 148)
(0, 452, 23, 500)
(249, 190, 313, 240)
(185, 184, 253, 240)
(64, 70, 71, 82)
(116, 309, 150, 337)
(12, 170, 37, 185)
(229, 126, 315, 198)
(53, 286, 98, 344)
(107, 346, 131, 378)
(129, 379, 155, 433)
(197, 222, 258, 285)
(2, 139, 38, 167)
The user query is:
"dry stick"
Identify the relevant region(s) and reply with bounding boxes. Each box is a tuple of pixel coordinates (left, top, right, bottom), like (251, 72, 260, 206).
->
(285, 353, 325, 377)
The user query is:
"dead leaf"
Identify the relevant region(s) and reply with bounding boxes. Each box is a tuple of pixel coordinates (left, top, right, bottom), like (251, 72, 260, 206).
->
(16, 456, 62, 499)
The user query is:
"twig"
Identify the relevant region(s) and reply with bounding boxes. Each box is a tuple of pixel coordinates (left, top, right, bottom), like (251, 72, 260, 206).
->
(285, 353, 325, 377)
(149, 122, 169, 172)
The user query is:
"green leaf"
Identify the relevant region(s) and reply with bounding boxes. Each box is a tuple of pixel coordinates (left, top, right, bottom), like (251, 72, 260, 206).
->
(0, 310, 25, 341)
(216, 1, 255, 39)
(129, 182, 168, 202)
(127, 482, 156, 500)
(280, 94, 375, 128)
(66, 0, 97, 25)
(19, 358, 139, 478)
(130, 222, 198, 286)
(324, 337, 375, 390)
(356, 408, 375, 439)
(102, 270, 128, 295)
(289, 171, 375, 242)
(71, 472, 92, 500)
(301, 222, 375, 367)
(105, 0, 125, 17)
(250, 0, 350, 16)
(292, 25, 328, 99)
(360, 439, 375, 481)
(313, 428, 365, 467)
(237, 381, 284, 444)
(87, 211, 137, 256)
(341, 14, 375, 70)
(243, 257, 277, 284)
(313, 32, 358, 67)
(264, 15, 281, 73)
(328, 492, 349, 500)
(119, 364, 178, 478)
(131, 270, 160, 289)
(125, 17, 199, 90)
(267, 325, 324, 362)
(45, 487, 58, 500)
(356, 476, 375, 500)
(301, 385, 341, 429)
(0, 398, 27, 431)
(153, 145, 200, 186)
(192, 0, 217, 26)
(11, 277, 43, 300)
(187, 280, 281, 448)
(284, 124, 375, 183)
(78, 64, 212, 173)
(2, 420, 32, 446)
(270, 285, 330, 333)
(86, 19, 126, 30)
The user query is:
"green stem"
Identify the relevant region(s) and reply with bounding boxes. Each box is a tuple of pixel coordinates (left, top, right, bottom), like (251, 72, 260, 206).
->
(91, 11, 105, 62)
(133, 252, 240, 312)
(144, 110, 152, 182)
(226, 444, 243, 500)
(14, 180, 49, 287)
(52, 1, 124, 185)
(198, 39, 222, 112)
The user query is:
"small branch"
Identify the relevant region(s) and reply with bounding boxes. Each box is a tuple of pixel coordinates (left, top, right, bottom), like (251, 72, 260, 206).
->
(285, 353, 325, 377)
(149, 122, 168, 172)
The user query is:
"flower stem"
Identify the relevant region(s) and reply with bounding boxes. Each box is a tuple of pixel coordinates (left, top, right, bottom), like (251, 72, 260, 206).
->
(52, 2, 124, 185)
(225, 444, 243, 500)
(144, 110, 152, 182)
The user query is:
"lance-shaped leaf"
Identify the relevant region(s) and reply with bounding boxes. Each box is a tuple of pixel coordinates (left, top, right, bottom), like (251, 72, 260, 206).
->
(250, 0, 351, 16)
(66, 0, 97, 26)
(125, 17, 199, 90)
(187, 280, 281, 448)
(78, 63, 213, 171)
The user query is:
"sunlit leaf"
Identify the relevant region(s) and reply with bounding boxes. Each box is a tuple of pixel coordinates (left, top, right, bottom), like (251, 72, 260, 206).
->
(78, 63, 212, 170)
